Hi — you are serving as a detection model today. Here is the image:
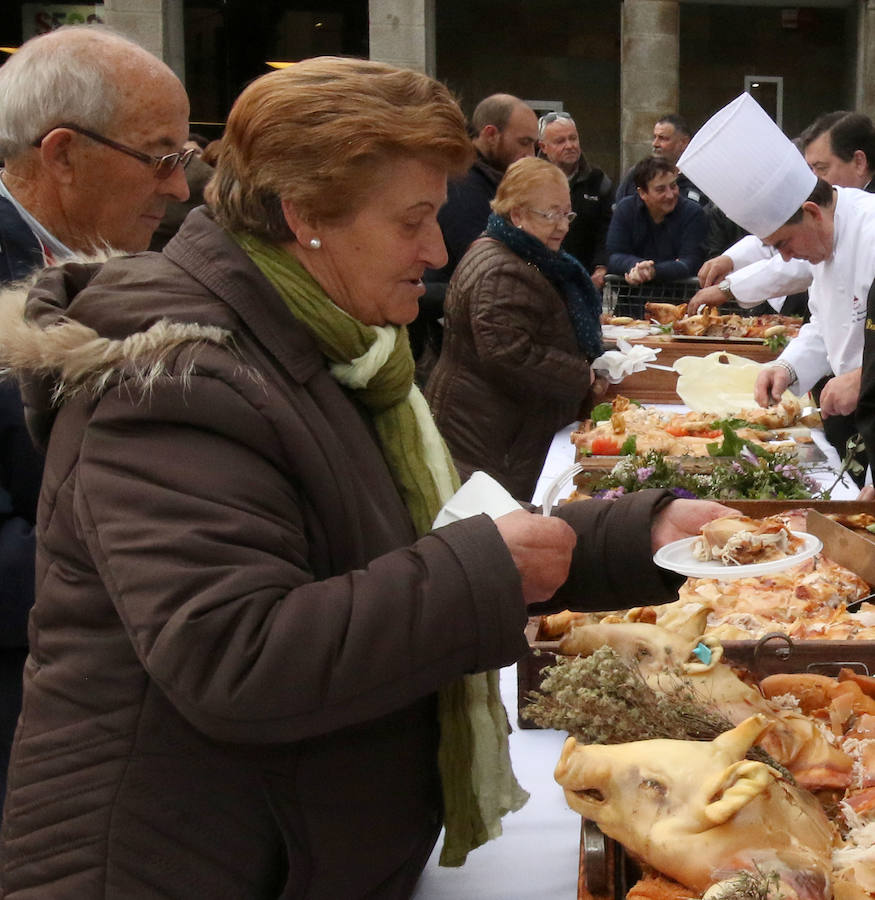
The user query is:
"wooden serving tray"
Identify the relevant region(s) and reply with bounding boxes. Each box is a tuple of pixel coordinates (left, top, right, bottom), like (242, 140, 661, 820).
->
(602, 337, 780, 404)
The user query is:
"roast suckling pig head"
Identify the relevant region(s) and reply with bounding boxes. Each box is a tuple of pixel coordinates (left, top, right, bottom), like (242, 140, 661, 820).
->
(557, 618, 855, 791)
(554, 715, 837, 898)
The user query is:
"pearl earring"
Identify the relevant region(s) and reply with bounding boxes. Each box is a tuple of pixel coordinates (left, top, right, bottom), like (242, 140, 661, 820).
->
(309, 237, 321, 250)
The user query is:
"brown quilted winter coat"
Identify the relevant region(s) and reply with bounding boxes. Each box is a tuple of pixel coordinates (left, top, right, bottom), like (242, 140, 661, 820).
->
(0, 209, 678, 899)
(426, 237, 594, 502)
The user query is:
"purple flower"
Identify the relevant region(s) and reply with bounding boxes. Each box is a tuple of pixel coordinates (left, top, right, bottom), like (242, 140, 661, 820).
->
(669, 487, 698, 499)
(740, 446, 759, 464)
(636, 466, 656, 482)
(731, 461, 744, 474)
(594, 487, 627, 500)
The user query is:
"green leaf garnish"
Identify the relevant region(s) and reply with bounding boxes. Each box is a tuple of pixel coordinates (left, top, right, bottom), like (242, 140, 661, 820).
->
(591, 402, 613, 422)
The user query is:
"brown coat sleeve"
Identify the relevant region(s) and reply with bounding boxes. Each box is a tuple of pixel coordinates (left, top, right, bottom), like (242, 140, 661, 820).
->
(532, 489, 684, 613)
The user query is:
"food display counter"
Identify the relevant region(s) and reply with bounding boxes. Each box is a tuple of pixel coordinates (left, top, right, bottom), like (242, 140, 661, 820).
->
(413, 413, 864, 899)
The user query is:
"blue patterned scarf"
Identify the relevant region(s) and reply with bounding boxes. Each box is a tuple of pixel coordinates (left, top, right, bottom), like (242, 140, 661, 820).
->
(485, 212, 603, 359)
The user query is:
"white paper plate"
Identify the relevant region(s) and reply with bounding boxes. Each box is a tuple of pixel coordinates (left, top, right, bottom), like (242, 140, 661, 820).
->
(601, 324, 654, 341)
(653, 531, 822, 580)
(541, 463, 585, 515)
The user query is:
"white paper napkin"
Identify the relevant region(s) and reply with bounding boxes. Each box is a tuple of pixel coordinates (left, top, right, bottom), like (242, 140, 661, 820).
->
(591, 338, 663, 384)
(432, 471, 523, 529)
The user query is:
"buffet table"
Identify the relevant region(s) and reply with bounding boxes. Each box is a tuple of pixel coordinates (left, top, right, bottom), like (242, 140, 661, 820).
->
(414, 412, 861, 899)
(533, 411, 862, 507)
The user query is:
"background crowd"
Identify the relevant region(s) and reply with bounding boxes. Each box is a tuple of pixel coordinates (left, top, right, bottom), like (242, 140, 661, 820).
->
(1, 21, 875, 900)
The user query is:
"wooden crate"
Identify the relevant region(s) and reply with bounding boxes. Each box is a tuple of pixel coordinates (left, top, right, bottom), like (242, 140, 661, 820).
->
(603, 336, 781, 404)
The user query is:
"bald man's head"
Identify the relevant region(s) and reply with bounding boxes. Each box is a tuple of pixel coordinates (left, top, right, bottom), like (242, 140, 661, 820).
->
(470, 93, 538, 171)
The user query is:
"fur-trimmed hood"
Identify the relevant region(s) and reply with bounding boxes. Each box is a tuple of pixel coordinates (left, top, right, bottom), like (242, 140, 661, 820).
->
(0, 255, 230, 450)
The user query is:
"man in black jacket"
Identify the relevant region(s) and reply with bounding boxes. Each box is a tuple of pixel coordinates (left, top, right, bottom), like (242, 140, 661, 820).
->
(615, 114, 709, 208)
(415, 94, 538, 381)
(538, 111, 614, 289)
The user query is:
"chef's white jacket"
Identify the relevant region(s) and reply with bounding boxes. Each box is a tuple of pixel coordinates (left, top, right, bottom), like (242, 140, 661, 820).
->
(723, 236, 813, 309)
(776, 186, 875, 395)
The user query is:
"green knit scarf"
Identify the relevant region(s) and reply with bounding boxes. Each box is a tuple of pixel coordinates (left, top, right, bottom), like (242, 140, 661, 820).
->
(234, 233, 528, 867)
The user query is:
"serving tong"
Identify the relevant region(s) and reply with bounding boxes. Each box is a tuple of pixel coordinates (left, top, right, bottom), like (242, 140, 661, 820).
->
(847, 591, 875, 613)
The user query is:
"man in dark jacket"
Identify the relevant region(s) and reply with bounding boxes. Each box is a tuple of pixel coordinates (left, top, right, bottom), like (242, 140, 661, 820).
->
(0, 23, 191, 812)
(606, 156, 707, 283)
(538, 111, 614, 289)
(615, 114, 709, 208)
(414, 94, 538, 378)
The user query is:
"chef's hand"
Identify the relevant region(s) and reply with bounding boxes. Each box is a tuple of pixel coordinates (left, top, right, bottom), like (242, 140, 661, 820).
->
(754, 365, 792, 408)
(819, 368, 861, 418)
(590, 266, 607, 290)
(858, 485, 875, 501)
(687, 285, 726, 316)
(651, 500, 739, 554)
(698, 254, 734, 287)
(494, 509, 576, 607)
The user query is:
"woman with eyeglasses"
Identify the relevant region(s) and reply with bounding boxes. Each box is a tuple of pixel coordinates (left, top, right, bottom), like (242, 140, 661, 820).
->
(426, 157, 605, 501)
(0, 58, 731, 899)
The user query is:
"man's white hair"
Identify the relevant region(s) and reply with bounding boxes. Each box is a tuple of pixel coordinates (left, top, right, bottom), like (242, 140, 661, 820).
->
(0, 26, 147, 160)
(537, 111, 576, 142)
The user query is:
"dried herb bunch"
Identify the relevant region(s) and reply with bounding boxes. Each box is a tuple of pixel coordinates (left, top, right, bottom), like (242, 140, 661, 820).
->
(523, 647, 791, 779)
(703, 866, 785, 900)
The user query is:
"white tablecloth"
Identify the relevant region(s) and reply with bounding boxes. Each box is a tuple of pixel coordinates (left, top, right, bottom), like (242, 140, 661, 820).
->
(413, 665, 580, 899)
(414, 413, 859, 899)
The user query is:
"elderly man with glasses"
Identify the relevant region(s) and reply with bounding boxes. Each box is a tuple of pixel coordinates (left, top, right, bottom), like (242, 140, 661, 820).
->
(0, 23, 191, 813)
(0, 25, 191, 275)
(538, 110, 614, 289)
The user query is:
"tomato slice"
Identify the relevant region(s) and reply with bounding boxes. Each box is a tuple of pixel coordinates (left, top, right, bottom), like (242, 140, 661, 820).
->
(665, 424, 723, 438)
(590, 435, 622, 455)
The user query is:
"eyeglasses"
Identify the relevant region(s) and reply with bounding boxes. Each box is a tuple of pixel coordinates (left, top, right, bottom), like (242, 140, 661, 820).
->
(32, 123, 196, 180)
(529, 207, 577, 224)
(538, 111, 573, 127)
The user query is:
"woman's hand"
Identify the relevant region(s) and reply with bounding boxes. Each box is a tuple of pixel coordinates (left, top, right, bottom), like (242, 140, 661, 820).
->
(494, 509, 576, 607)
(651, 499, 739, 554)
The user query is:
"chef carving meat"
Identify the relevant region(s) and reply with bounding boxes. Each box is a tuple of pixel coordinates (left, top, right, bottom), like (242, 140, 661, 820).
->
(678, 94, 875, 482)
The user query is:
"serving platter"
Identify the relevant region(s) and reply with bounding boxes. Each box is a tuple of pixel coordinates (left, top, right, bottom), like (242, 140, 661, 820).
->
(668, 334, 766, 344)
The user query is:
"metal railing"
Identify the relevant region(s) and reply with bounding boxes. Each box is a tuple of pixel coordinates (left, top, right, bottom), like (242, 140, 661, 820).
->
(601, 275, 747, 319)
